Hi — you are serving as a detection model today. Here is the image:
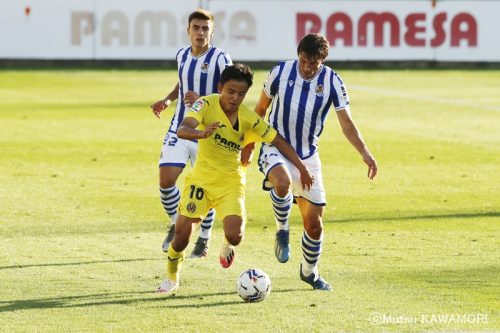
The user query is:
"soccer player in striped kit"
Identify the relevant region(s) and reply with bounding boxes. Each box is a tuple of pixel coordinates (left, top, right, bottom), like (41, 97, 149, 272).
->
(151, 9, 232, 257)
(242, 33, 378, 290)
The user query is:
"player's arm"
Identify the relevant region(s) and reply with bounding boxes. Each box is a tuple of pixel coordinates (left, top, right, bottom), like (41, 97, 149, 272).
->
(336, 109, 378, 180)
(177, 117, 219, 140)
(271, 134, 314, 190)
(241, 90, 273, 166)
(254, 90, 272, 118)
(150, 82, 180, 119)
(183, 91, 200, 107)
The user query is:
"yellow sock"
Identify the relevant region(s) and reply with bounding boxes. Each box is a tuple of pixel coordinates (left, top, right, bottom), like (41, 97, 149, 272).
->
(166, 244, 185, 282)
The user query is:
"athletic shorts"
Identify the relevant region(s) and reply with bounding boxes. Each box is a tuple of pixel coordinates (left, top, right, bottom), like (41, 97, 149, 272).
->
(178, 176, 246, 220)
(159, 132, 197, 168)
(258, 143, 326, 206)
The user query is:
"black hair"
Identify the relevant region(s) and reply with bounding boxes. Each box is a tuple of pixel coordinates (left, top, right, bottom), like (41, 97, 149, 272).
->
(220, 63, 253, 88)
(297, 33, 329, 60)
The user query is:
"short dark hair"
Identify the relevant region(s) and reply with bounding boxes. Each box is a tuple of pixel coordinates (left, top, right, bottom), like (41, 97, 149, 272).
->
(220, 64, 253, 88)
(297, 33, 329, 60)
(188, 9, 214, 25)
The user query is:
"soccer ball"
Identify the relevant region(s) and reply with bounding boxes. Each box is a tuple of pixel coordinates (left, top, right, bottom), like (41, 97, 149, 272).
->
(236, 268, 271, 302)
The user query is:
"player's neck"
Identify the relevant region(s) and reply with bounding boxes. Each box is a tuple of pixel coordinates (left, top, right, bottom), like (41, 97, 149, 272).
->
(298, 68, 319, 80)
(224, 109, 238, 127)
(191, 45, 210, 57)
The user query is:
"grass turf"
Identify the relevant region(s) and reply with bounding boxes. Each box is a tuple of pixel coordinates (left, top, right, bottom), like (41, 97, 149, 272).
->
(0, 69, 499, 332)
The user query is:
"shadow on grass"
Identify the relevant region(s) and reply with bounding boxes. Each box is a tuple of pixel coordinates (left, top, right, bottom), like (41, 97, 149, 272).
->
(0, 288, 303, 312)
(0, 258, 159, 270)
(328, 211, 500, 224)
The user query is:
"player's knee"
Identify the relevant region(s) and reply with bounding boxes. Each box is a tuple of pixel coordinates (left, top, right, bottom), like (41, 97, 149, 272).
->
(159, 169, 179, 188)
(171, 237, 189, 252)
(273, 176, 291, 196)
(305, 222, 323, 240)
(159, 176, 177, 188)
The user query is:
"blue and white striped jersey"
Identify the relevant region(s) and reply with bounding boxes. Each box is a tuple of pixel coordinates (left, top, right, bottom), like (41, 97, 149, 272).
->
(263, 60, 350, 159)
(168, 46, 232, 133)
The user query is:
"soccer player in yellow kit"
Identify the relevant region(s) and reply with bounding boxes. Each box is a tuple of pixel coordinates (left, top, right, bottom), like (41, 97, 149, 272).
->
(157, 64, 314, 294)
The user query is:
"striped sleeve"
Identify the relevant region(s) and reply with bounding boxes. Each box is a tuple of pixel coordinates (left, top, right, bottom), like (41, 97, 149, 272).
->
(330, 71, 350, 112)
(263, 63, 282, 98)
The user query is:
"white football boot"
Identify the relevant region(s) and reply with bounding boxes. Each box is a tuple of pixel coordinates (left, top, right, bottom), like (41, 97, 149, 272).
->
(156, 279, 179, 294)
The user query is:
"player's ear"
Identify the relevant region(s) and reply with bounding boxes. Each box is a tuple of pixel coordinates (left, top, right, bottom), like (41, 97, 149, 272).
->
(217, 83, 223, 93)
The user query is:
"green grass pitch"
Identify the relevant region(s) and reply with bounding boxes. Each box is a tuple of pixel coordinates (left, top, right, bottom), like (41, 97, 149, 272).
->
(0, 68, 499, 332)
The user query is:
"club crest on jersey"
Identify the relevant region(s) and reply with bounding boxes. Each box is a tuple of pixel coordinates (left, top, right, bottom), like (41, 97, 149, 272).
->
(315, 84, 324, 97)
(200, 62, 210, 73)
(191, 99, 205, 113)
(288, 80, 294, 87)
(187, 202, 196, 213)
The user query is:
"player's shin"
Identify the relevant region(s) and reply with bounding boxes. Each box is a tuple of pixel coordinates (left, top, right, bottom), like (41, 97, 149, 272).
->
(166, 244, 185, 282)
(199, 208, 215, 239)
(159, 186, 180, 224)
(270, 188, 292, 231)
(300, 230, 323, 277)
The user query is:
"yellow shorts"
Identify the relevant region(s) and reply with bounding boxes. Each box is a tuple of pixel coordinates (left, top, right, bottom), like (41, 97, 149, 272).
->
(178, 181, 246, 220)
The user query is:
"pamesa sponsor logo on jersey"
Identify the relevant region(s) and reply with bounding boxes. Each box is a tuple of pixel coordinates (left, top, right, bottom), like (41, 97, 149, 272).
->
(213, 133, 242, 153)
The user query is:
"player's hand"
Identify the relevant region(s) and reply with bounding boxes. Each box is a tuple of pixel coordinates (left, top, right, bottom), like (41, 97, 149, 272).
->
(362, 151, 378, 180)
(241, 143, 256, 167)
(299, 166, 315, 191)
(150, 99, 169, 119)
(184, 91, 200, 107)
(200, 122, 220, 138)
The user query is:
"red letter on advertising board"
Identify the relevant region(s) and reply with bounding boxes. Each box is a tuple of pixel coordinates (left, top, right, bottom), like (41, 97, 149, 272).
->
(326, 12, 353, 46)
(358, 12, 400, 47)
(405, 13, 426, 46)
(451, 13, 477, 47)
(430, 13, 447, 47)
(296, 13, 322, 44)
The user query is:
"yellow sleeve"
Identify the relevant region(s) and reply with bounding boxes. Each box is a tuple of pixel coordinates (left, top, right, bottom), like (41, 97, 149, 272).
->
(243, 112, 277, 145)
(185, 98, 208, 123)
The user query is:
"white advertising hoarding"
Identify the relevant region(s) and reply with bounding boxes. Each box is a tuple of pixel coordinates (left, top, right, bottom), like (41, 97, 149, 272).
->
(208, 0, 499, 61)
(0, 0, 499, 61)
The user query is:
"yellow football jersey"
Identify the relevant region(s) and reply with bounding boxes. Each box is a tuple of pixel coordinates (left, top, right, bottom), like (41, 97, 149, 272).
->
(183, 94, 277, 196)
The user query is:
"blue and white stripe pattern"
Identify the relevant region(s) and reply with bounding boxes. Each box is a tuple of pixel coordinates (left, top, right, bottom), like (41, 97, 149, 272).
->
(200, 208, 216, 238)
(263, 60, 349, 159)
(159, 186, 180, 219)
(270, 188, 293, 229)
(169, 46, 232, 133)
(301, 231, 323, 266)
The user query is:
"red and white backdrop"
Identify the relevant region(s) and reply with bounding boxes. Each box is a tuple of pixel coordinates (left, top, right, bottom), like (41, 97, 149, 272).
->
(1, 0, 498, 61)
